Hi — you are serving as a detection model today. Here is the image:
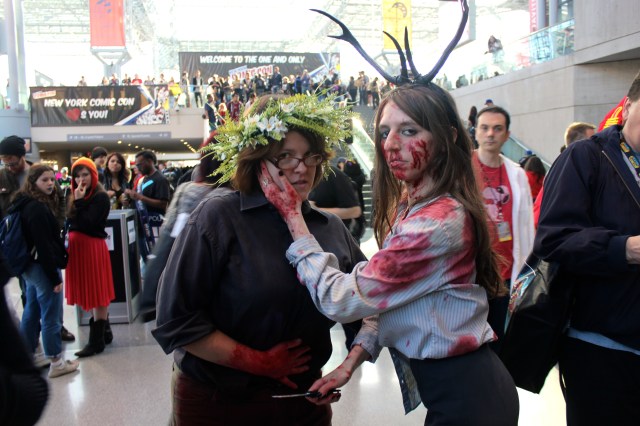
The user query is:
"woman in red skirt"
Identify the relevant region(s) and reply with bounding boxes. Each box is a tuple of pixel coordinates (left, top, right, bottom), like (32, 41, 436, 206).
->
(65, 157, 115, 357)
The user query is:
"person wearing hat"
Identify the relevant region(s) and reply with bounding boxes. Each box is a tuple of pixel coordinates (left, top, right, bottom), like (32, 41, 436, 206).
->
(0, 135, 29, 218)
(484, 99, 494, 107)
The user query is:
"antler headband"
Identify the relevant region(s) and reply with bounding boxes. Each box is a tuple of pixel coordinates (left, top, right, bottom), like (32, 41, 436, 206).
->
(311, 0, 469, 86)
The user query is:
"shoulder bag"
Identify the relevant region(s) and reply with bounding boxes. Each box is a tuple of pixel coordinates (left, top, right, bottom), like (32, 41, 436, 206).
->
(499, 253, 574, 393)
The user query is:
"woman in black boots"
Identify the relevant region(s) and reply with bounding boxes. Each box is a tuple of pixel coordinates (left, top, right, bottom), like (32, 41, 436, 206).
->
(65, 157, 115, 357)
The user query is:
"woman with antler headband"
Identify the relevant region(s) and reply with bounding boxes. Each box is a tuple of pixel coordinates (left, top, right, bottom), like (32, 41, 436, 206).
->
(261, 2, 519, 424)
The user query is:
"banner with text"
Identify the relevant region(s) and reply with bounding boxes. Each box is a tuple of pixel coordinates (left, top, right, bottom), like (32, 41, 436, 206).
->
(30, 85, 170, 127)
(179, 52, 340, 82)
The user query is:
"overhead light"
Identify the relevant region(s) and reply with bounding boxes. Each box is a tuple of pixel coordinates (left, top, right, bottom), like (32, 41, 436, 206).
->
(117, 140, 122, 144)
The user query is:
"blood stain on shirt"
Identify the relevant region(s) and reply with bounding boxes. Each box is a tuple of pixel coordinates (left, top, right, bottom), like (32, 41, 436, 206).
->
(447, 334, 479, 357)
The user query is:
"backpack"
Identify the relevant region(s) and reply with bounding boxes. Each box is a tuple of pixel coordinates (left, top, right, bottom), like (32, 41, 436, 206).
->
(0, 210, 32, 276)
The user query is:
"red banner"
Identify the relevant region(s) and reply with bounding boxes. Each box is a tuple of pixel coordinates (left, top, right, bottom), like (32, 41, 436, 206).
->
(90, 0, 125, 47)
(529, 0, 538, 32)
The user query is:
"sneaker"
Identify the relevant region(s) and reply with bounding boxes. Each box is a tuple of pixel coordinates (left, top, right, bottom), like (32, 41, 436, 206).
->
(61, 326, 76, 342)
(48, 359, 79, 378)
(33, 352, 51, 369)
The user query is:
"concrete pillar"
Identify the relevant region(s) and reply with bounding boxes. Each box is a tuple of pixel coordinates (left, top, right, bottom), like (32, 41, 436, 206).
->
(536, 0, 546, 30)
(549, 0, 559, 26)
(3, 0, 27, 108)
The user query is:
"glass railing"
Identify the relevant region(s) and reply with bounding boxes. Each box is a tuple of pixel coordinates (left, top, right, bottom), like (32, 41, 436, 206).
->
(436, 19, 575, 91)
(503, 135, 551, 170)
(348, 118, 375, 176)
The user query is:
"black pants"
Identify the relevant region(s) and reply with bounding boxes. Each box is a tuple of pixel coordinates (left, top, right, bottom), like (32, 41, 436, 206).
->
(487, 279, 510, 354)
(410, 345, 519, 426)
(560, 337, 640, 426)
(193, 92, 203, 108)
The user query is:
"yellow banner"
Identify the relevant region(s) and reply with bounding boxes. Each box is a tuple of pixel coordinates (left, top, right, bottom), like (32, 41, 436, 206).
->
(382, 0, 412, 51)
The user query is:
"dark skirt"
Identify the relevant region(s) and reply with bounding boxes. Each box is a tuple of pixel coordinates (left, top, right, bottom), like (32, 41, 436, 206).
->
(65, 231, 115, 311)
(410, 344, 519, 426)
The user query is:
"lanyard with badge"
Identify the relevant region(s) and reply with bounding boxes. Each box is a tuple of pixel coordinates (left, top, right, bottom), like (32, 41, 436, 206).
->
(478, 158, 513, 242)
(620, 133, 640, 180)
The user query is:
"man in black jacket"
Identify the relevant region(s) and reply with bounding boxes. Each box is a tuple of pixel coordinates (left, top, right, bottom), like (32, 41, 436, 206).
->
(0, 135, 30, 219)
(535, 70, 640, 425)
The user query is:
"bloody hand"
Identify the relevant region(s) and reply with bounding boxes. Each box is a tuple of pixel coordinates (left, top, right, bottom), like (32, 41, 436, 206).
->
(306, 363, 352, 405)
(259, 161, 302, 222)
(230, 339, 311, 389)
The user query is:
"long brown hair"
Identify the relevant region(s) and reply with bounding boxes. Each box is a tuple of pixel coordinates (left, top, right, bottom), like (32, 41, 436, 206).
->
(372, 84, 502, 297)
(13, 164, 59, 215)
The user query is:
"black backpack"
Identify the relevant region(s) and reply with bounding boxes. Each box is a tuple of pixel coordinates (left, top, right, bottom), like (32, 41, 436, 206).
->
(0, 210, 32, 276)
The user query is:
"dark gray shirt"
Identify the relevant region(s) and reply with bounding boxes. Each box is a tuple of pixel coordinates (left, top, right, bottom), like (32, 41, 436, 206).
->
(152, 190, 366, 393)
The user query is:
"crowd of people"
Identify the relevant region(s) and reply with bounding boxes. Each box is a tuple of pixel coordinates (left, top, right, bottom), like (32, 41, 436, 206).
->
(2, 29, 640, 426)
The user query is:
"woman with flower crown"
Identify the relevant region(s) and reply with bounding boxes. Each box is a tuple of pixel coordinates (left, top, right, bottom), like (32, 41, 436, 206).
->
(152, 93, 367, 425)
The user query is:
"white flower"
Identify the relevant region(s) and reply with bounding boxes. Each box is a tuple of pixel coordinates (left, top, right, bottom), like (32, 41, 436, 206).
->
(281, 102, 295, 113)
(244, 114, 260, 128)
(271, 117, 288, 135)
(256, 117, 269, 133)
(266, 116, 279, 131)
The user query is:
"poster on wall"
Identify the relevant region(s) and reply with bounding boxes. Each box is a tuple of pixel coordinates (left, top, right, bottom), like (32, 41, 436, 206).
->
(179, 52, 340, 82)
(30, 85, 170, 127)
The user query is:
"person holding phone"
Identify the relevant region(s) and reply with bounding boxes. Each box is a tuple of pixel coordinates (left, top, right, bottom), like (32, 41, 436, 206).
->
(65, 157, 115, 357)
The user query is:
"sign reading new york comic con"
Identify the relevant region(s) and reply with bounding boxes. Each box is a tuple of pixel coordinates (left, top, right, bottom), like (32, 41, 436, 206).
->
(179, 52, 340, 82)
(30, 85, 170, 127)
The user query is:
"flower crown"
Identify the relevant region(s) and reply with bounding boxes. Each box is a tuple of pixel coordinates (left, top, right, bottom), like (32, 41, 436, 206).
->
(202, 92, 354, 183)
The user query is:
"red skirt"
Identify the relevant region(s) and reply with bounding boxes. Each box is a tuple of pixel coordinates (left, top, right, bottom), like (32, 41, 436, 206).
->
(65, 231, 115, 311)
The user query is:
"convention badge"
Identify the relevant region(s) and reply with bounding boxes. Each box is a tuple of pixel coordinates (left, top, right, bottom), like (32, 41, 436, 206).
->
(496, 221, 513, 242)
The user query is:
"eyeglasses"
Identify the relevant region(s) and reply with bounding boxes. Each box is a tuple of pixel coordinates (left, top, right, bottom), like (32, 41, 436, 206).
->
(269, 154, 323, 170)
(1, 160, 20, 168)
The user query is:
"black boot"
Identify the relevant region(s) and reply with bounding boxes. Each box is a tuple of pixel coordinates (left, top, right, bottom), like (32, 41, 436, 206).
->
(75, 318, 106, 358)
(104, 316, 113, 345)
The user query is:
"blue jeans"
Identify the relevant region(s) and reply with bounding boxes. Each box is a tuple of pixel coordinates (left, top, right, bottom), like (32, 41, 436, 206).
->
(20, 262, 62, 358)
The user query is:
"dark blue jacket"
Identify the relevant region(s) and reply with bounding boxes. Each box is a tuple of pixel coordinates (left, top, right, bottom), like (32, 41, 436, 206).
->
(535, 125, 640, 350)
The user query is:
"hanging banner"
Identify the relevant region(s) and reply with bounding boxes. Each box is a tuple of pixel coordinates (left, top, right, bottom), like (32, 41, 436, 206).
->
(89, 0, 125, 47)
(529, 0, 538, 32)
(29, 85, 170, 127)
(179, 52, 340, 82)
(382, 0, 412, 51)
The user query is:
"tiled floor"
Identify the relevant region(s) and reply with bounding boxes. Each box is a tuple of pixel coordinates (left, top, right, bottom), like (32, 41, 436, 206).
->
(7, 229, 567, 425)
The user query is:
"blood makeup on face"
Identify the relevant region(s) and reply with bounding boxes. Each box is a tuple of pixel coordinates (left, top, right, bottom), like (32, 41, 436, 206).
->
(379, 103, 432, 184)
